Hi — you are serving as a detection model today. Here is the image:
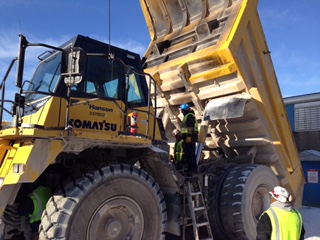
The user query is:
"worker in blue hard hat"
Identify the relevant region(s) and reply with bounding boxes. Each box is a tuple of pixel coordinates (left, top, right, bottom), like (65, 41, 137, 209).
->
(180, 103, 198, 173)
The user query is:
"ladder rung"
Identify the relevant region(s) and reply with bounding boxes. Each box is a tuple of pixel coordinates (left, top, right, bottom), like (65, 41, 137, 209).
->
(183, 176, 213, 240)
(185, 222, 193, 227)
(194, 206, 205, 211)
(190, 191, 202, 196)
(196, 221, 210, 227)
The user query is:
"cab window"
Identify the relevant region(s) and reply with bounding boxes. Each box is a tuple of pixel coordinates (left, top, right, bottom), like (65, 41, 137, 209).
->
(71, 55, 120, 99)
(127, 72, 146, 105)
(71, 54, 148, 107)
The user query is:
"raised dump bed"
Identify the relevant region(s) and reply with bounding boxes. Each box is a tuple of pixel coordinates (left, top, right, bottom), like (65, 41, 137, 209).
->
(141, 0, 305, 238)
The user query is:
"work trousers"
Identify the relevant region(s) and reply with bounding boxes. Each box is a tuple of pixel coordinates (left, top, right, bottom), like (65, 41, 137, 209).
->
(184, 141, 197, 172)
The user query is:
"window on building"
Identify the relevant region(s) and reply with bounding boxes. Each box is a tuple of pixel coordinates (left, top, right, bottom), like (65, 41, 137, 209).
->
(295, 103, 320, 131)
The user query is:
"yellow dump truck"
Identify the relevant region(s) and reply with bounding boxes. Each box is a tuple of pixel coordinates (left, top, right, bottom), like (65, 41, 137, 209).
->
(141, 0, 305, 237)
(0, 0, 304, 239)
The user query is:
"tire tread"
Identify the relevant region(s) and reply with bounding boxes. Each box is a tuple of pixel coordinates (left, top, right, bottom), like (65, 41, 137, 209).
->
(39, 164, 167, 240)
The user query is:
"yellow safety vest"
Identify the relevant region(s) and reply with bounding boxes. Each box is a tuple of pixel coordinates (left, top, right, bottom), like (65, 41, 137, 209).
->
(28, 186, 53, 224)
(264, 206, 302, 240)
(181, 113, 198, 135)
(174, 140, 184, 163)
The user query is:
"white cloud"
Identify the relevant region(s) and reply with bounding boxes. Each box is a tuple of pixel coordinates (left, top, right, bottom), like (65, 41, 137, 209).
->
(0, 34, 20, 59)
(279, 71, 320, 97)
(259, 1, 305, 31)
(90, 35, 147, 57)
(0, 32, 149, 121)
(113, 40, 147, 57)
(0, 33, 148, 91)
(0, 32, 72, 83)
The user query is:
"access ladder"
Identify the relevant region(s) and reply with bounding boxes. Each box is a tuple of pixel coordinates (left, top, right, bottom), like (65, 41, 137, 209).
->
(182, 176, 213, 240)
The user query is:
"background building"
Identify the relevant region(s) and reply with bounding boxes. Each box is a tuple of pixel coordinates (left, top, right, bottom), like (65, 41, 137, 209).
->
(284, 93, 320, 152)
(284, 93, 320, 207)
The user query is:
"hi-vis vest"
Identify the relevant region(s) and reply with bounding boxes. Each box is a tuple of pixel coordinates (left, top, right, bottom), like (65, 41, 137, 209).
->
(263, 207, 303, 240)
(28, 186, 53, 224)
(174, 140, 184, 163)
(181, 113, 198, 135)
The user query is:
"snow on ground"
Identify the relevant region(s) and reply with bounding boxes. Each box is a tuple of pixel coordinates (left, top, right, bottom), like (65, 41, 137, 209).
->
(301, 206, 320, 239)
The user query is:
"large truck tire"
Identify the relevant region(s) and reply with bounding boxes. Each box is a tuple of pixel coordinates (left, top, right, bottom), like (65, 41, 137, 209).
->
(39, 165, 167, 240)
(208, 164, 279, 240)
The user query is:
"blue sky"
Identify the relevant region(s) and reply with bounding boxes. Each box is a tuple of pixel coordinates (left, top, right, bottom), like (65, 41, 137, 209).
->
(0, 0, 319, 101)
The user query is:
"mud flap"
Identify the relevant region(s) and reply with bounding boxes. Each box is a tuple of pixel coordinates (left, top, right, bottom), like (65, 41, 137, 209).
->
(163, 192, 181, 236)
(148, 145, 183, 236)
(203, 93, 251, 121)
(0, 224, 3, 240)
(149, 145, 185, 187)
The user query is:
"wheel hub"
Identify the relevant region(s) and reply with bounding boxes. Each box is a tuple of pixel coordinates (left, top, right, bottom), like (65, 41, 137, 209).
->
(106, 219, 122, 237)
(87, 197, 144, 240)
(252, 185, 270, 220)
(253, 191, 263, 217)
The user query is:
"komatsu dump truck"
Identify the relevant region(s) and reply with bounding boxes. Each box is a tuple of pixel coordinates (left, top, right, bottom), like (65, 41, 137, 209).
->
(0, 0, 304, 239)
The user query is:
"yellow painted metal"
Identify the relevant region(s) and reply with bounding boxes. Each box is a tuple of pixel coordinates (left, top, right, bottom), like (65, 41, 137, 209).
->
(22, 97, 66, 128)
(13, 95, 161, 141)
(65, 97, 161, 141)
(0, 139, 63, 187)
(0, 92, 161, 190)
(227, 1, 305, 200)
(0, 141, 33, 186)
(140, 0, 156, 40)
(141, 0, 304, 204)
(0, 140, 14, 164)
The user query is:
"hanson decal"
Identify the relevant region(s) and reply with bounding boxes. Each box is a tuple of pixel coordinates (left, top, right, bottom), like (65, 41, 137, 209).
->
(88, 104, 113, 113)
(69, 119, 117, 132)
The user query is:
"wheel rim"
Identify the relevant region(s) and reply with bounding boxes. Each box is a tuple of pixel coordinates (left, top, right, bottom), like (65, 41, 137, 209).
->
(252, 185, 270, 221)
(87, 196, 144, 240)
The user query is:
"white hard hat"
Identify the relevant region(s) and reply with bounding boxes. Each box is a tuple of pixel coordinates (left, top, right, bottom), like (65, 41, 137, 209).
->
(269, 186, 292, 203)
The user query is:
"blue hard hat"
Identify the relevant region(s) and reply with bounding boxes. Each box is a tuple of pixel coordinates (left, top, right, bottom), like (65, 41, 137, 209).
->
(180, 103, 190, 111)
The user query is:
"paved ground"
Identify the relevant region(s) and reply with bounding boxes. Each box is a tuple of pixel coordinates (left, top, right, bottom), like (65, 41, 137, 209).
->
(301, 206, 320, 239)
(164, 206, 320, 240)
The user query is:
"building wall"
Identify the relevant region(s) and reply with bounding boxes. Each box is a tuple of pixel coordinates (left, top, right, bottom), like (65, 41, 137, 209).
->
(285, 94, 320, 208)
(294, 131, 320, 152)
(285, 104, 295, 130)
(284, 93, 320, 153)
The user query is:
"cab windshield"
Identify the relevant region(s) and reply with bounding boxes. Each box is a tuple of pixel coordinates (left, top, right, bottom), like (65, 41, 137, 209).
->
(25, 51, 62, 102)
(71, 55, 148, 107)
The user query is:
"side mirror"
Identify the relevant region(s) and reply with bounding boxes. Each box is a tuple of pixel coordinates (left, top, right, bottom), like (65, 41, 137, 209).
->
(12, 93, 25, 117)
(16, 35, 28, 88)
(62, 47, 87, 87)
